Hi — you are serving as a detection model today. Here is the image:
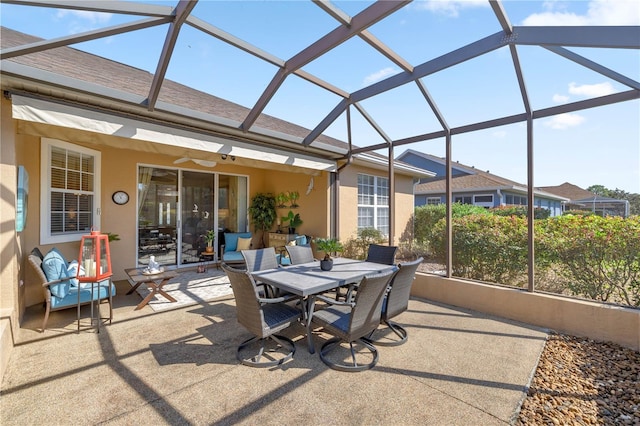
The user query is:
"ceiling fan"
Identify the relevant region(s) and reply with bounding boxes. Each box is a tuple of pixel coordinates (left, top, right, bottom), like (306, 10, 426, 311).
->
(173, 157, 217, 168)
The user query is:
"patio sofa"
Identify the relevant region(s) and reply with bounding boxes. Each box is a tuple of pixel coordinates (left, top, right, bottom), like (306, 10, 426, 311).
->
(28, 247, 116, 332)
(221, 232, 253, 264)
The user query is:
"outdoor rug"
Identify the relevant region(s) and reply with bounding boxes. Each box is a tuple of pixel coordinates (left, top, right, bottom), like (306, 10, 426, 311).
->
(131, 268, 233, 312)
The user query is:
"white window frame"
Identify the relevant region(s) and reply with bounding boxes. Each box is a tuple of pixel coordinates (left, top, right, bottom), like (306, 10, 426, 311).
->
(427, 197, 441, 205)
(473, 194, 494, 208)
(40, 138, 101, 245)
(357, 173, 389, 236)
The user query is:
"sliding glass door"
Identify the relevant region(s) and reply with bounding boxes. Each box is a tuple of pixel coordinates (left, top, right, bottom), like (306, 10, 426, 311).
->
(137, 167, 178, 267)
(180, 171, 215, 265)
(137, 166, 248, 268)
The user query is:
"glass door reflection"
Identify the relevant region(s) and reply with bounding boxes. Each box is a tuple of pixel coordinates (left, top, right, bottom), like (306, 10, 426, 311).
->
(181, 171, 215, 265)
(137, 167, 178, 267)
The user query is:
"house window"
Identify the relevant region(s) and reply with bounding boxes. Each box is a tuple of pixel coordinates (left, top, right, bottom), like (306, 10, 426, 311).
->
(357, 174, 389, 235)
(505, 194, 527, 205)
(454, 196, 472, 204)
(41, 138, 101, 244)
(427, 197, 441, 205)
(473, 194, 494, 208)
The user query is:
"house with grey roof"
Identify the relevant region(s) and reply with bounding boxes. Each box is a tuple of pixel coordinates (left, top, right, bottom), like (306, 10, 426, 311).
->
(397, 150, 568, 216)
(539, 182, 630, 217)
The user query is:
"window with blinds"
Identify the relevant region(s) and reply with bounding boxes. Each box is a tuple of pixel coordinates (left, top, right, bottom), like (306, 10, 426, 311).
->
(41, 138, 101, 244)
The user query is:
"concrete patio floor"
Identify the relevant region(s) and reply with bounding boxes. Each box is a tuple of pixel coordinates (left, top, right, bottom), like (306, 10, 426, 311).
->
(1, 279, 548, 425)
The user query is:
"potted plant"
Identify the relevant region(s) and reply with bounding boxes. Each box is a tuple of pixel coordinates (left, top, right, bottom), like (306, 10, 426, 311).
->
(281, 210, 303, 234)
(204, 229, 216, 253)
(275, 192, 289, 208)
(248, 193, 277, 248)
(314, 237, 344, 271)
(289, 190, 300, 208)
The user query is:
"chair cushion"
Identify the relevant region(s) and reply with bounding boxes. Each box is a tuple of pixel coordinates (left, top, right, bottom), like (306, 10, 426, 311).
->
(42, 248, 72, 299)
(236, 237, 252, 251)
(223, 251, 245, 262)
(223, 232, 252, 252)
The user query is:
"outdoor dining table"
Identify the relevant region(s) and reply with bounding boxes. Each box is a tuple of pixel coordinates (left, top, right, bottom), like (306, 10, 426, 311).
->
(251, 257, 397, 353)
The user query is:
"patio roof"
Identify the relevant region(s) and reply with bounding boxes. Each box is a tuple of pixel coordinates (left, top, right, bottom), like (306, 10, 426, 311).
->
(1, 0, 638, 167)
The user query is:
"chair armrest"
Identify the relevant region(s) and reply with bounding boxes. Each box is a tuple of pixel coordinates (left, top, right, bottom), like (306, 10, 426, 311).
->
(41, 277, 69, 288)
(258, 293, 299, 304)
(315, 294, 355, 307)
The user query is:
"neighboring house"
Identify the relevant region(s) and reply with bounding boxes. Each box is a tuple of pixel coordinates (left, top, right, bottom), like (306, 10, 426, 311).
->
(397, 150, 567, 216)
(0, 26, 431, 362)
(539, 182, 630, 217)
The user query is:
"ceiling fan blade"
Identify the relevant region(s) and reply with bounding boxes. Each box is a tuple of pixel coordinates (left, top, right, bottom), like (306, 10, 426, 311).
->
(192, 159, 217, 167)
(173, 157, 191, 164)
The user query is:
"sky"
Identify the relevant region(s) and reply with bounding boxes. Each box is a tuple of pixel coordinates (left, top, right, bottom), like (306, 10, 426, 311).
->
(1, 0, 639, 193)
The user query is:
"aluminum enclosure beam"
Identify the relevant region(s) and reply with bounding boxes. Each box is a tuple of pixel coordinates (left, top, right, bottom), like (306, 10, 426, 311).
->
(242, 0, 409, 132)
(0, 17, 171, 60)
(147, 0, 198, 111)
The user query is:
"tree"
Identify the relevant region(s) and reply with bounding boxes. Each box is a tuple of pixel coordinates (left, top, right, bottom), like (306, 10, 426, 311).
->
(248, 193, 277, 248)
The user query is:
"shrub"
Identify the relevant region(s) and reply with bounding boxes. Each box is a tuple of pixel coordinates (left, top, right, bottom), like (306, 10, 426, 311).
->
(490, 205, 551, 219)
(342, 228, 386, 260)
(539, 215, 640, 305)
(430, 214, 529, 284)
(414, 203, 488, 249)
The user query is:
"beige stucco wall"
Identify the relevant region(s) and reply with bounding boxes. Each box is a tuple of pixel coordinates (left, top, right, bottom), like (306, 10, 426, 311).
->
(337, 163, 415, 245)
(412, 273, 640, 352)
(7, 116, 335, 311)
(0, 96, 19, 380)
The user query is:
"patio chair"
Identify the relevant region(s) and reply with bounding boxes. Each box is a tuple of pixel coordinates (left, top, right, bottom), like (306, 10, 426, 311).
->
(365, 257, 423, 346)
(222, 263, 301, 368)
(311, 269, 397, 372)
(365, 244, 398, 265)
(284, 244, 315, 265)
(340, 243, 399, 301)
(241, 247, 280, 297)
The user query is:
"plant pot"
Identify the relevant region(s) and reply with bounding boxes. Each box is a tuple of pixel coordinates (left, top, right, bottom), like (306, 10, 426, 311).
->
(320, 259, 333, 271)
(205, 246, 214, 253)
(288, 227, 296, 234)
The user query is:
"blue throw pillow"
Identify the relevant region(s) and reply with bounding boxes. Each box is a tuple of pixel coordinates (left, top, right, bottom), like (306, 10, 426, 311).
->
(67, 260, 83, 287)
(42, 248, 72, 299)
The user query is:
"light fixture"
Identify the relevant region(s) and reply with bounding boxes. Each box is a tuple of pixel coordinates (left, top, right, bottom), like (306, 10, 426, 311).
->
(221, 154, 227, 160)
(221, 154, 236, 161)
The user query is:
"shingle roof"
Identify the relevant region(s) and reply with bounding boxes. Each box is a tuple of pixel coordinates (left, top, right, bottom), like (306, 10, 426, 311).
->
(538, 182, 595, 201)
(0, 26, 345, 150)
(415, 161, 566, 200)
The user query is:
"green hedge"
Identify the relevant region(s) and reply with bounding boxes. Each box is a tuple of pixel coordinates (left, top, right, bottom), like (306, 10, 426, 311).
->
(422, 211, 640, 306)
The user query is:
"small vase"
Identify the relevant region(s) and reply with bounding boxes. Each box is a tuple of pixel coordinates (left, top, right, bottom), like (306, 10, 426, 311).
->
(320, 259, 333, 271)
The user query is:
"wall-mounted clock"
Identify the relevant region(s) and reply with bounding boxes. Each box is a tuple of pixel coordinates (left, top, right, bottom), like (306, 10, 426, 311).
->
(112, 190, 129, 205)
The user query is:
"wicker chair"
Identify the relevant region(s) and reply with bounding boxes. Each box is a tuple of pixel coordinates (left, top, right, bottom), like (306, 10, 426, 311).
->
(27, 250, 115, 332)
(340, 244, 399, 302)
(365, 257, 423, 346)
(311, 269, 397, 372)
(365, 244, 398, 265)
(241, 247, 279, 272)
(222, 263, 301, 368)
(284, 245, 315, 265)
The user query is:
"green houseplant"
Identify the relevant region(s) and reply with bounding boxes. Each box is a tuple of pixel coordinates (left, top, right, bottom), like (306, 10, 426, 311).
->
(248, 193, 277, 248)
(281, 210, 303, 234)
(314, 237, 344, 271)
(204, 229, 216, 252)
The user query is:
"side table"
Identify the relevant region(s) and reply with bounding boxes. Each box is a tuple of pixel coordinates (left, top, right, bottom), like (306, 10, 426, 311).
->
(125, 268, 179, 310)
(198, 251, 219, 271)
